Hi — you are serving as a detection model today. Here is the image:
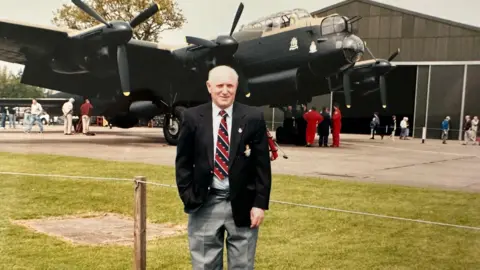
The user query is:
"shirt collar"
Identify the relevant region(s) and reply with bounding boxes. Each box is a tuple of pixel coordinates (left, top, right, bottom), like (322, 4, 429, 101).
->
(212, 102, 233, 117)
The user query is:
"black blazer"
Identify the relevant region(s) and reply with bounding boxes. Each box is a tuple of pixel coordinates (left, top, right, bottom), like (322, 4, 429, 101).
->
(175, 101, 272, 227)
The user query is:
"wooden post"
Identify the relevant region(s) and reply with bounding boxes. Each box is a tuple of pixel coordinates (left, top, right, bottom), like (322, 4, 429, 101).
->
(134, 176, 147, 270)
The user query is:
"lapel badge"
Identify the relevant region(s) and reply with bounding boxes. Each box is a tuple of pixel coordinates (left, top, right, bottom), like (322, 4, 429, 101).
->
(244, 144, 251, 157)
(238, 128, 243, 133)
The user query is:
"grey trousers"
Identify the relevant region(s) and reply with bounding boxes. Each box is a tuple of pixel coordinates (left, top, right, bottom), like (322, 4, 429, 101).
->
(187, 191, 259, 270)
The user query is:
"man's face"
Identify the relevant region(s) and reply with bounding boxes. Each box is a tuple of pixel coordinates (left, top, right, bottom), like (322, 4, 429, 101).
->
(206, 72, 237, 109)
(32, 100, 36, 104)
(287, 106, 292, 111)
(86, 99, 90, 103)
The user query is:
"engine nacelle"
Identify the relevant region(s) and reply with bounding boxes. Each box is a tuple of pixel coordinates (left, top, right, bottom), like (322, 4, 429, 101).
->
(50, 58, 89, 75)
(248, 68, 299, 92)
(243, 68, 299, 106)
(243, 68, 324, 106)
(107, 113, 138, 129)
(129, 101, 160, 119)
(50, 46, 115, 76)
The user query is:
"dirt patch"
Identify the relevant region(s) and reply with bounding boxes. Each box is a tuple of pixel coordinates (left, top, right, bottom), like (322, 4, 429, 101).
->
(12, 212, 187, 246)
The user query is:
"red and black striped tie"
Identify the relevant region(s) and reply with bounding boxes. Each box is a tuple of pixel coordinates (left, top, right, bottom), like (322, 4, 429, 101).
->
(214, 110, 229, 180)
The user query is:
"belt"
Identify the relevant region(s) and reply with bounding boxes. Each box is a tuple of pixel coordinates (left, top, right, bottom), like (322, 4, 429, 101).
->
(209, 188, 230, 199)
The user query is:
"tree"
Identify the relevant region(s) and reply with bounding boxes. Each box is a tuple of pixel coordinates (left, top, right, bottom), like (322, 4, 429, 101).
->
(51, 0, 186, 42)
(0, 68, 46, 98)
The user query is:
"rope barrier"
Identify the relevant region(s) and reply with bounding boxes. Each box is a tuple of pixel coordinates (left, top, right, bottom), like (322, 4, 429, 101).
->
(1, 171, 479, 231)
(270, 200, 480, 231)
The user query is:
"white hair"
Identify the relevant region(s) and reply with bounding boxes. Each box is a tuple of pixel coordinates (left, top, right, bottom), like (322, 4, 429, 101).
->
(207, 65, 239, 82)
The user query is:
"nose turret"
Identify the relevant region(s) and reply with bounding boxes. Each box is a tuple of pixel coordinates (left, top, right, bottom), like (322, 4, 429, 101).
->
(342, 34, 365, 64)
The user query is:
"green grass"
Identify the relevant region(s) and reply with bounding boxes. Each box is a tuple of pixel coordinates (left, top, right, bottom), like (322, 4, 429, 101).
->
(0, 151, 479, 269)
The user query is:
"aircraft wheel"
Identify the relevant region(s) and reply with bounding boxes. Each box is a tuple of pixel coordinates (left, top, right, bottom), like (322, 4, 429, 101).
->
(163, 106, 186, 145)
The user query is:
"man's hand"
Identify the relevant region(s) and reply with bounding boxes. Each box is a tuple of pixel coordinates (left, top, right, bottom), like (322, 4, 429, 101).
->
(250, 207, 265, 228)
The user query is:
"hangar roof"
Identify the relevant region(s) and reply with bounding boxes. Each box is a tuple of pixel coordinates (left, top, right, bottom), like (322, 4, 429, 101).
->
(311, 0, 480, 33)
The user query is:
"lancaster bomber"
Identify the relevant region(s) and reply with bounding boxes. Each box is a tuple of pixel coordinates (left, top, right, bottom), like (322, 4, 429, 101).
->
(0, 0, 397, 145)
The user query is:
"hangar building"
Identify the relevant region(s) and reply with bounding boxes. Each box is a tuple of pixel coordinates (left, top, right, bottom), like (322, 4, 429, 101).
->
(265, 0, 480, 140)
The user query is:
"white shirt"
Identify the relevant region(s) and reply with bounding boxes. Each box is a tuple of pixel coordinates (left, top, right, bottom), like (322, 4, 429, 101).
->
(62, 101, 73, 115)
(31, 103, 43, 115)
(211, 102, 233, 190)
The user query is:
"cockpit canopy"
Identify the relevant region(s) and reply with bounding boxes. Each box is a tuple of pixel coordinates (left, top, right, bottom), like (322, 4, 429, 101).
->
(238, 8, 312, 32)
(320, 15, 352, 35)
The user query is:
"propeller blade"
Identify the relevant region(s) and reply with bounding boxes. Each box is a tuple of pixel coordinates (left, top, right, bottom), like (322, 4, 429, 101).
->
(72, 0, 111, 27)
(229, 3, 244, 36)
(343, 71, 352, 108)
(130, 3, 159, 28)
(186, 36, 217, 48)
(379, 75, 387, 108)
(117, 45, 130, 93)
(388, 48, 400, 62)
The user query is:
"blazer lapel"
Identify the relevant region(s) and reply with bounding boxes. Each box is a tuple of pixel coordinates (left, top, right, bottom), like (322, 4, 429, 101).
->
(229, 103, 246, 168)
(201, 103, 214, 169)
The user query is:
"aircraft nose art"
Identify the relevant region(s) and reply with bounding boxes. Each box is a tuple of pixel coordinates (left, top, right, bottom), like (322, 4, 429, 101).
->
(342, 34, 365, 63)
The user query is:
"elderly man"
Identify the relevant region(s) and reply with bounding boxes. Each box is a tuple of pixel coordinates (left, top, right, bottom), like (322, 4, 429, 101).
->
(80, 98, 94, 135)
(175, 65, 272, 269)
(62, 98, 75, 135)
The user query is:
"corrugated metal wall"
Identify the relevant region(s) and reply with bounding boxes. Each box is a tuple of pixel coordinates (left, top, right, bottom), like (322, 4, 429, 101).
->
(312, 1, 480, 61)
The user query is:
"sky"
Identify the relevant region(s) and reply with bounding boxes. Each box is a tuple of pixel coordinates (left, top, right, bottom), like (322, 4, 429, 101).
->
(1, 0, 479, 73)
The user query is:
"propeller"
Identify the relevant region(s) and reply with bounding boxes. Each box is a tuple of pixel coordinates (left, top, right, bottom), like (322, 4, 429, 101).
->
(71, 0, 160, 94)
(72, 0, 111, 27)
(342, 69, 352, 109)
(388, 48, 400, 62)
(378, 48, 399, 108)
(185, 3, 248, 97)
(186, 3, 244, 58)
(343, 41, 400, 109)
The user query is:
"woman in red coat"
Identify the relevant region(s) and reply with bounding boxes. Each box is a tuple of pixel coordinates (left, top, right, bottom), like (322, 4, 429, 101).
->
(303, 106, 323, 146)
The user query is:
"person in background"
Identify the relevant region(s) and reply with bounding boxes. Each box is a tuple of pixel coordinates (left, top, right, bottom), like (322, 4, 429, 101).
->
(9, 106, 18, 129)
(441, 116, 450, 144)
(24, 99, 44, 133)
(318, 106, 331, 147)
(370, 112, 380, 139)
(405, 117, 410, 138)
(390, 115, 397, 141)
(370, 117, 376, 138)
(462, 115, 474, 145)
(294, 104, 308, 146)
(0, 106, 5, 129)
(281, 105, 294, 132)
(62, 98, 75, 135)
(399, 117, 408, 140)
(80, 98, 94, 135)
(331, 103, 342, 147)
(471, 116, 478, 145)
(303, 106, 323, 147)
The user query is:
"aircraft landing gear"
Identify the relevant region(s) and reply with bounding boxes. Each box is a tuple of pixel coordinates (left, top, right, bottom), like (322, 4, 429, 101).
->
(163, 106, 185, 145)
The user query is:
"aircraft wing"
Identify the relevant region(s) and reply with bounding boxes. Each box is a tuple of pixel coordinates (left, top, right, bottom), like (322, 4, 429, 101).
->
(0, 20, 72, 65)
(0, 98, 67, 108)
(0, 19, 178, 97)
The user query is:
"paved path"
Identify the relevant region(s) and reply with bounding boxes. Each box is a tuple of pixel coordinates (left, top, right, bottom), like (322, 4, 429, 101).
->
(1, 126, 479, 192)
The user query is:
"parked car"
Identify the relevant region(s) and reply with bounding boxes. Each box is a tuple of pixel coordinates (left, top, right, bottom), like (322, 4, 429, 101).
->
(19, 111, 50, 125)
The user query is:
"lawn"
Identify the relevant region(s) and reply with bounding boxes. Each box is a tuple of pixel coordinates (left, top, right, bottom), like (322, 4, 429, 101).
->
(0, 151, 479, 269)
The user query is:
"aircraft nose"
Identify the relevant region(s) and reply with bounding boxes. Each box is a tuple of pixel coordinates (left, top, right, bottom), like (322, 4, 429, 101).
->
(342, 34, 365, 64)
